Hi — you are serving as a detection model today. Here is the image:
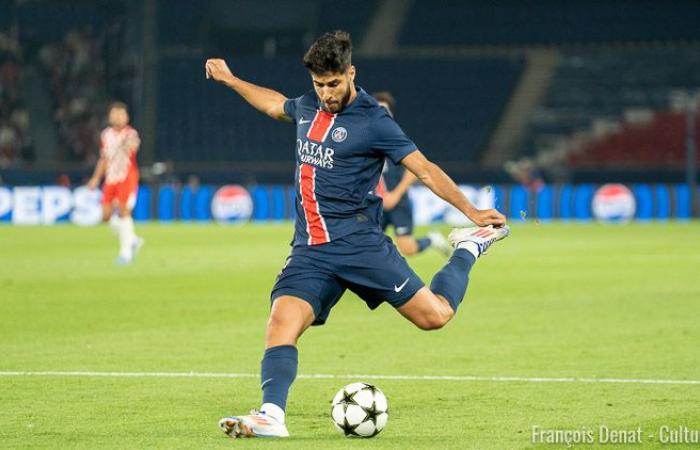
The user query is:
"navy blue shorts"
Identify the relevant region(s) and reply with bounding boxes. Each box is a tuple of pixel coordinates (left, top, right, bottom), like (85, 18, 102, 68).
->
(271, 228, 425, 325)
(381, 202, 414, 237)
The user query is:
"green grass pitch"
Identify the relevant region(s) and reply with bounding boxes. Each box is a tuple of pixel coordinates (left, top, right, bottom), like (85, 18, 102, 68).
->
(1, 222, 699, 449)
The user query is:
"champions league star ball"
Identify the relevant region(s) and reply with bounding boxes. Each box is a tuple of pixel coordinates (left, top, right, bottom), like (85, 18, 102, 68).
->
(331, 382, 389, 438)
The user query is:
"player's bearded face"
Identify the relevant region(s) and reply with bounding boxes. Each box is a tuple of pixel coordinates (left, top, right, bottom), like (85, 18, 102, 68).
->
(312, 69, 355, 113)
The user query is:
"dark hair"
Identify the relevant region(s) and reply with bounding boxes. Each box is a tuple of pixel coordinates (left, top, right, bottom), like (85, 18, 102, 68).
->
(109, 101, 128, 112)
(303, 30, 352, 75)
(372, 91, 396, 115)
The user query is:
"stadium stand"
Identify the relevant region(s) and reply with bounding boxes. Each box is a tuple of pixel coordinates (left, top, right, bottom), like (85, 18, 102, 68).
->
(157, 56, 309, 163)
(158, 0, 205, 46)
(521, 48, 700, 167)
(10, 0, 132, 164)
(179, 0, 378, 55)
(1, 0, 699, 186)
(399, 0, 700, 46)
(568, 110, 700, 167)
(15, 0, 120, 42)
(38, 30, 107, 163)
(0, 24, 31, 167)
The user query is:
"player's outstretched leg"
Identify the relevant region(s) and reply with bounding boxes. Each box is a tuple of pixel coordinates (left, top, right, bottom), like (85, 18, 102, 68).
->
(219, 296, 314, 439)
(398, 225, 510, 329)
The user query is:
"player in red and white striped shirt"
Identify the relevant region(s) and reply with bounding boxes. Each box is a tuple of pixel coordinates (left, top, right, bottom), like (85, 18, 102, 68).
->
(88, 102, 143, 264)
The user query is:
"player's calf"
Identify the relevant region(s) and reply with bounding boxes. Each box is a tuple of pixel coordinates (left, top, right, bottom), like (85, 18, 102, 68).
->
(414, 307, 453, 330)
(424, 225, 510, 316)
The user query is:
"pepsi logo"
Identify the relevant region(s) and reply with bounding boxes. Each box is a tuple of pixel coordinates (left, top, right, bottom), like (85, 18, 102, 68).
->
(592, 183, 636, 223)
(211, 185, 253, 224)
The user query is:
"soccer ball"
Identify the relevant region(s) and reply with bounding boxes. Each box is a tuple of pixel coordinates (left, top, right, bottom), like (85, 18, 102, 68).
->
(330, 382, 388, 437)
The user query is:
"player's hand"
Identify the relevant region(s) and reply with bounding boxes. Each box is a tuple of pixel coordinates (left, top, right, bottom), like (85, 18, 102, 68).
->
(87, 177, 99, 191)
(205, 59, 234, 83)
(469, 208, 507, 228)
(382, 191, 400, 210)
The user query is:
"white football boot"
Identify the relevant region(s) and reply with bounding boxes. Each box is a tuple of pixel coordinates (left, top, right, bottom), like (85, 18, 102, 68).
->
(427, 231, 451, 256)
(219, 410, 289, 438)
(448, 225, 510, 257)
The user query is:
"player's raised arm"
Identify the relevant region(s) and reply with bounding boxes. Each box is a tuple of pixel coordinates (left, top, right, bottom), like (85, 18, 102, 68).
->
(401, 150, 506, 227)
(205, 58, 291, 122)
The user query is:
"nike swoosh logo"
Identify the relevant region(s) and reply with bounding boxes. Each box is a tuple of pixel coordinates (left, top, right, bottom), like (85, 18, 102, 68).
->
(394, 278, 410, 292)
(298, 118, 311, 124)
(261, 378, 273, 388)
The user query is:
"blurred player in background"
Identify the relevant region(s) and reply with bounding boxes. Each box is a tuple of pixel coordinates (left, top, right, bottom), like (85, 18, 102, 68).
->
(206, 30, 509, 439)
(373, 91, 451, 257)
(88, 102, 143, 265)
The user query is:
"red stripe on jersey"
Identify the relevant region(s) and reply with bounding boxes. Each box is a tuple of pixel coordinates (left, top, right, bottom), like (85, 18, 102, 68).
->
(299, 163, 330, 245)
(306, 109, 336, 143)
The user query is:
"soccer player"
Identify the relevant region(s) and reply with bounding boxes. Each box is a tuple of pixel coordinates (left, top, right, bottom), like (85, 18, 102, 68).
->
(87, 102, 143, 265)
(206, 31, 509, 439)
(373, 91, 451, 257)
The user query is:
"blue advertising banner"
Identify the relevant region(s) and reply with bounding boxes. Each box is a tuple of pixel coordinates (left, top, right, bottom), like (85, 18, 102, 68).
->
(0, 183, 695, 225)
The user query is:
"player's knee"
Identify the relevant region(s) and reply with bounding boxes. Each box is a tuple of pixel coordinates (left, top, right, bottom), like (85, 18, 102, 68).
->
(266, 307, 304, 335)
(266, 312, 288, 332)
(266, 306, 309, 347)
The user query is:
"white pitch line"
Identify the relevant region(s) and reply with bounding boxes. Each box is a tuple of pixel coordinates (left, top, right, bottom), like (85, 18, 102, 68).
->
(0, 371, 699, 386)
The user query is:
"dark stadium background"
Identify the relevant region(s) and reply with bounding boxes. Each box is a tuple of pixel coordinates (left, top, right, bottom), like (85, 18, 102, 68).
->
(0, 0, 698, 217)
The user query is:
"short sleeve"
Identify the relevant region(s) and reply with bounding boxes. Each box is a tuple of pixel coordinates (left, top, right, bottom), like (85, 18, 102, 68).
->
(371, 111, 417, 164)
(283, 95, 303, 122)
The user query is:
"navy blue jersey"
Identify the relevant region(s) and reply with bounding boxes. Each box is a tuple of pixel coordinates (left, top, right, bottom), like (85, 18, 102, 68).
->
(380, 158, 412, 211)
(284, 88, 417, 246)
(382, 159, 405, 191)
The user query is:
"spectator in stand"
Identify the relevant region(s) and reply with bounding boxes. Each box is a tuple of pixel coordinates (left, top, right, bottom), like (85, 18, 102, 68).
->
(0, 26, 29, 166)
(39, 29, 108, 164)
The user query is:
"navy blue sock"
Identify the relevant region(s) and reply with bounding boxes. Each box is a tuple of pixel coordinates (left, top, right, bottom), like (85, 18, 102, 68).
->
(429, 249, 476, 312)
(416, 237, 431, 253)
(260, 345, 298, 411)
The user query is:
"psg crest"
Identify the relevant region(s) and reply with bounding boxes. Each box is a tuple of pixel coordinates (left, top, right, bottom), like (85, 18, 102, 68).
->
(331, 127, 348, 142)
